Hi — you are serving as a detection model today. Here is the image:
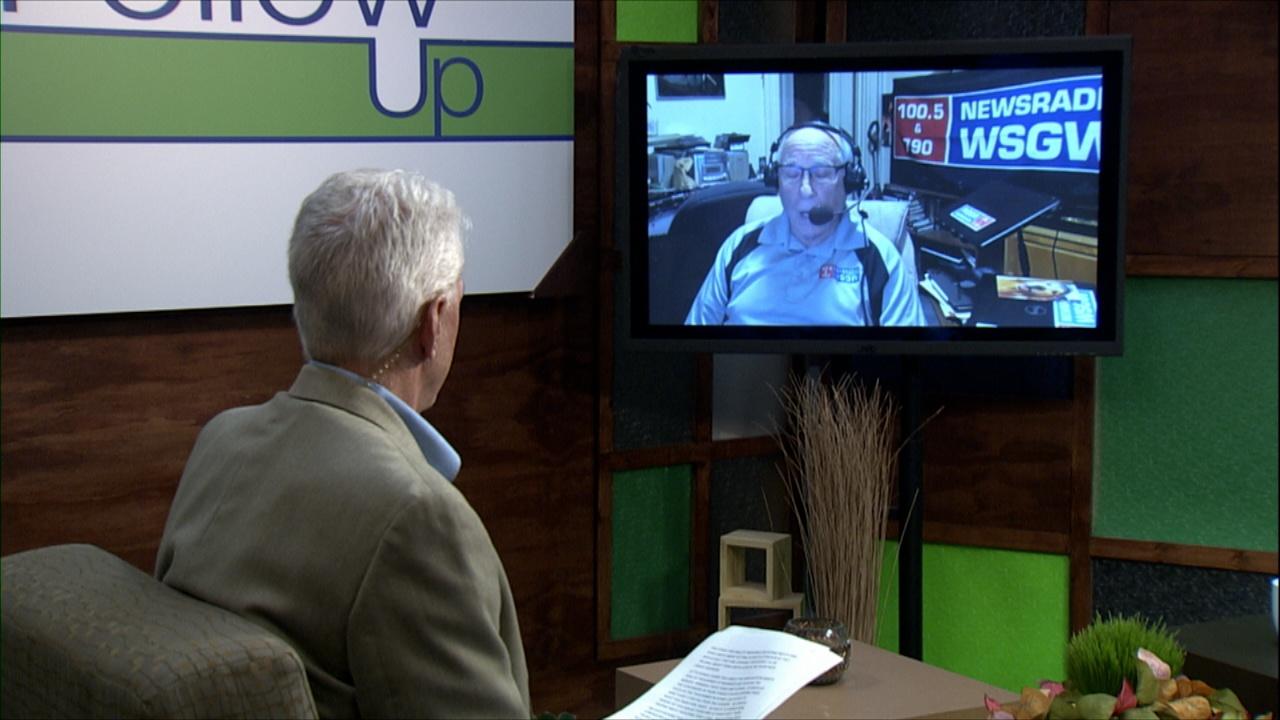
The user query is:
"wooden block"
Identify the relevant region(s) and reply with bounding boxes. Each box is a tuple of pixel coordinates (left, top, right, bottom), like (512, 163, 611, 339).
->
(719, 530, 793, 602)
(717, 591, 805, 630)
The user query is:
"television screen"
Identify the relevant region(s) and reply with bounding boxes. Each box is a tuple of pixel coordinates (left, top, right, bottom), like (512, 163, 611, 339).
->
(617, 37, 1130, 355)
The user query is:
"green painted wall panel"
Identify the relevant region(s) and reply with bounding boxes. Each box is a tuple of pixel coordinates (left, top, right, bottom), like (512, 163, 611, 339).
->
(611, 465, 693, 640)
(877, 542, 1069, 692)
(616, 0, 697, 43)
(1097, 278, 1278, 552)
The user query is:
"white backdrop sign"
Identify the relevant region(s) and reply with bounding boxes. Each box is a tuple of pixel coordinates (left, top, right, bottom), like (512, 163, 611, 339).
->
(0, 0, 574, 317)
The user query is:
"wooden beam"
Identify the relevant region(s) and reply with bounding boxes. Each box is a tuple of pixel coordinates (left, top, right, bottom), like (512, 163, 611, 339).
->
(1127, 254, 1278, 279)
(1090, 537, 1280, 575)
(597, 626, 707, 663)
(1084, 0, 1110, 35)
(793, 0, 823, 43)
(885, 521, 1070, 555)
(695, 354, 713, 444)
(597, 0, 616, 456)
(603, 436, 780, 472)
(698, 0, 718, 44)
(825, 0, 847, 44)
(595, 0, 617, 661)
(690, 461, 711, 629)
(1068, 357, 1097, 633)
(595, 467, 616, 657)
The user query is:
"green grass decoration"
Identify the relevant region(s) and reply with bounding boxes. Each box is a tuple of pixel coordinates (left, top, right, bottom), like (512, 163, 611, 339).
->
(1064, 614, 1185, 696)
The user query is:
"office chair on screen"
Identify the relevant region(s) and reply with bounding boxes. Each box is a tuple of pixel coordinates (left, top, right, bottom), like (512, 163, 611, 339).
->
(649, 180, 775, 325)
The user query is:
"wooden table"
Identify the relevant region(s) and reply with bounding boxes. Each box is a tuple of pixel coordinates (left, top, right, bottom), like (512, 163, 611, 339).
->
(615, 639, 1016, 719)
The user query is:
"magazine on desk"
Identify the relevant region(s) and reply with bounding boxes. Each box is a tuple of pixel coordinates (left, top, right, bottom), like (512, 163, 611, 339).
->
(608, 625, 842, 720)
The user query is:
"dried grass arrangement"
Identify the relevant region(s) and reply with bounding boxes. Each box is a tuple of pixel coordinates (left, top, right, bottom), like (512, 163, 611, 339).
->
(775, 373, 899, 645)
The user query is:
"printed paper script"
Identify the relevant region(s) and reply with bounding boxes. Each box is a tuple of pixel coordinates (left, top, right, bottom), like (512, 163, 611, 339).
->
(608, 625, 841, 720)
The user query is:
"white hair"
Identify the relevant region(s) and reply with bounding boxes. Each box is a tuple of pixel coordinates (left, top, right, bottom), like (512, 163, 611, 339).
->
(778, 124, 853, 165)
(288, 169, 466, 366)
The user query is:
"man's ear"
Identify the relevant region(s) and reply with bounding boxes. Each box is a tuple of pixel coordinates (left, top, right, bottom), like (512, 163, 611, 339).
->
(416, 294, 448, 361)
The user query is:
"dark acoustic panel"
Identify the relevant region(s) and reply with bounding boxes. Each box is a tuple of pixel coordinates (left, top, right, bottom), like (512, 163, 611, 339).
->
(707, 455, 792, 624)
(1092, 557, 1272, 629)
(846, 0, 1085, 41)
(834, 355, 1075, 401)
(612, 279, 697, 449)
(718, 0, 795, 44)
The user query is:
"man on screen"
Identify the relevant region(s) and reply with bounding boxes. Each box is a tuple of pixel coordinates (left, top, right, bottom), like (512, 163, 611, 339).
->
(685, 123, 923, 326)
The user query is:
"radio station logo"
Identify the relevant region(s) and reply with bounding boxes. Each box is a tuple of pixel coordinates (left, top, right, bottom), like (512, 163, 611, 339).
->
(894, 74, 1102, 173)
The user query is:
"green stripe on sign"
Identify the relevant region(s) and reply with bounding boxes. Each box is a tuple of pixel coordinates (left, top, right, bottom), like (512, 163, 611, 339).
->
(433, 44, 573, 137)
(0, 31, 572, 138)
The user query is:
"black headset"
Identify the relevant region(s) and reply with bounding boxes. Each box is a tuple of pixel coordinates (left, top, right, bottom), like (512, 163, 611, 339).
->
(762, 121, 867, 195)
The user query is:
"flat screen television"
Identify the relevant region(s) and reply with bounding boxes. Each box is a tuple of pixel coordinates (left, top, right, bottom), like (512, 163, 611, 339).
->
(617, 36, 1130, 355)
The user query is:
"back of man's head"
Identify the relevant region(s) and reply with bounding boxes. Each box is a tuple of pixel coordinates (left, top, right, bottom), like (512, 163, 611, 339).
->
(288, 169, 467, 367)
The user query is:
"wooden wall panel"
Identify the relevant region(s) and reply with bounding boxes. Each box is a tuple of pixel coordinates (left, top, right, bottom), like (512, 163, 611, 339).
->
(0, 294, 601, 714)
(3, 1, 605, 713)
(437, 294, 599, 713)
(1, 308, 302, 570)
(1108, 0, 1278, 278)
(922, 394, 1076, 538)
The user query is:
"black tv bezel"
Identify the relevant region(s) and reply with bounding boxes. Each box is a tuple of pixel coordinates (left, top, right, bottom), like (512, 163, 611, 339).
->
(617, 36, 1131, 356)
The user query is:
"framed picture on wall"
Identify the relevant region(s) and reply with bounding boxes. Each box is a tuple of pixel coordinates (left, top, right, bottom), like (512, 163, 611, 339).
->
(656, 73, 725, 98)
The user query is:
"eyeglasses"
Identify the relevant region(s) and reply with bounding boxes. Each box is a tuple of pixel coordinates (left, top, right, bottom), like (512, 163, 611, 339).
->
(777, 164, 844, 186)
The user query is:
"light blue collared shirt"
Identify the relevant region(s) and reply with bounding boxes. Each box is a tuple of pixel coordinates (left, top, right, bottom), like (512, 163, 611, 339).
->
(310, 361, 461, 482)
(685, 212, 925, 327)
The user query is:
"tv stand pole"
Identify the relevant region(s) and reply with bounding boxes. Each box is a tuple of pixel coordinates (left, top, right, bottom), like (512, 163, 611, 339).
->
(899, 356, 924, 660)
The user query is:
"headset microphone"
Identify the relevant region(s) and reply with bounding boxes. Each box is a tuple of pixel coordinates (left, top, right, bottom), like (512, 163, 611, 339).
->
(807, 206, 837, 225)
(808, 199, 858, 226)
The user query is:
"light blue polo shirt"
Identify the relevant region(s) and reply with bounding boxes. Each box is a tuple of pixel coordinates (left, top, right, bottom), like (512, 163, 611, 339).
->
(311, 361, 461, 482)
(685, 212, 924, 326)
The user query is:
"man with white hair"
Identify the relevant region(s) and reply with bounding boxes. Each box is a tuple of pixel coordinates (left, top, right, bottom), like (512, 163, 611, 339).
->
(686, 123, 924, 326)
(156, 169, 530, 718)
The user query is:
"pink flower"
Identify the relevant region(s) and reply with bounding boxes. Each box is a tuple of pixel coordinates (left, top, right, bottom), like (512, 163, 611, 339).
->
(1038, 680, 1066, 698)
(1137, 648, 1171, 680)
(983, 695, 1015, 719)
(1115, 678, 1138, 714)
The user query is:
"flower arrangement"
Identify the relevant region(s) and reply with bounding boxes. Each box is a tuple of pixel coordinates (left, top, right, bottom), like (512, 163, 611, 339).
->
(985, 614, 1269, 720)
(1065, 615, 1185, 697)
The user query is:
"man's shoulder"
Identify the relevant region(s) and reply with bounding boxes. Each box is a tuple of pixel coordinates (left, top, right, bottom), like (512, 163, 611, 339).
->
(853, 215, 904, 268)
(196, 386, 447, 499)
(196, 394, 284, 440)
(857, 215, 895, 248)
(203, 366, 386, 426)
(728, 211, 783, 241)
(200, 385, 368, 440)
(718, 215, 780, 261)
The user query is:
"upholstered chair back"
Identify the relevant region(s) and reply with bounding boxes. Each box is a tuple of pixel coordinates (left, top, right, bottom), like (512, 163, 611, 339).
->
(1, 544, 317, 719)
